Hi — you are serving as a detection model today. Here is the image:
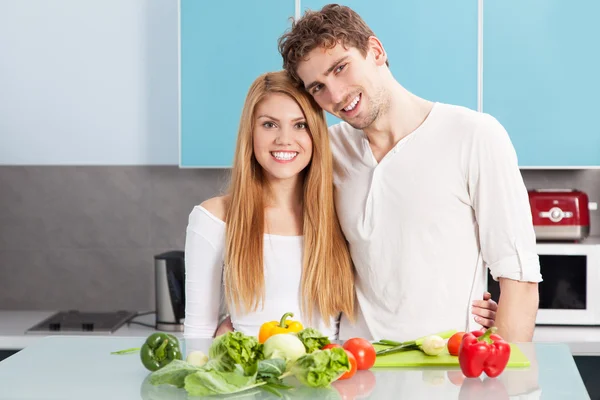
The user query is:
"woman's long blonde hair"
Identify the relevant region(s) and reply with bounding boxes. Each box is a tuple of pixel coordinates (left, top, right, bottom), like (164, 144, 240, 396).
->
(224, 71, 355, 325)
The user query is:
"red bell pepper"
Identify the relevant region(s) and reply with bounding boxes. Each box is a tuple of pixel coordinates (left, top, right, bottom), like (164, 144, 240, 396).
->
(458, 327, 511, 378)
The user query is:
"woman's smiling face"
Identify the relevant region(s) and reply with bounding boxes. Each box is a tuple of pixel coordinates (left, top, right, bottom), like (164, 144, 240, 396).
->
(253, 93, 313, 182)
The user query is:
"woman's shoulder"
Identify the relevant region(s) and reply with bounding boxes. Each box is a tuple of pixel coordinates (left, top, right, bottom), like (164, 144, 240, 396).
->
(200, 195, 229, 221)
(187, 196, 229, 235)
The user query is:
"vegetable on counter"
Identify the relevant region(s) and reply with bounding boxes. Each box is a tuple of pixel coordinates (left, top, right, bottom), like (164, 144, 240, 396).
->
(420, 335, 446, 356)
(144, 329, 357, 398)
(295, 327, 331, 353)
(447, 331, 466, 356)
(342, 338, 376, 370)
(374, 329, 457, 357)
(140, 333, 183, 372)
(263, 333, 307, 362)
(258, 312, 303, 344)
(186, 350, 208, 367)
(208, 331, 263, 372)
(338, 350, 357, 380)
(291, 347, 351, 387)
(458, 327, 511, 378)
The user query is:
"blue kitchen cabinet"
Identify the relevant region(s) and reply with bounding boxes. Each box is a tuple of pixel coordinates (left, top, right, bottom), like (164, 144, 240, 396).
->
(179, 1, 295, 167)
(483, 0, 600, 167)
(302, 0, 479, 128)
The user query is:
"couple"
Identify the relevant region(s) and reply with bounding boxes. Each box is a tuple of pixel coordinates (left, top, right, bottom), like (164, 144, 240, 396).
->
(184, 4, 541, 343)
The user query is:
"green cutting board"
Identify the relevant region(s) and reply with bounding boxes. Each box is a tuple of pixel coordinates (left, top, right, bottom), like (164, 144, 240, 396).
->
(372, 343, 530, 368)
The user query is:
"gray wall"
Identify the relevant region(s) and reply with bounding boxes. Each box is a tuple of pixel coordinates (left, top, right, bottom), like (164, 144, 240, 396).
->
(0, 167, 230, 311)
(0, 167, 598, 311)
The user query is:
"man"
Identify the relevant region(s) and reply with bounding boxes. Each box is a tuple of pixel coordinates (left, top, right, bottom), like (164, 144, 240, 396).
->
(276, 4, 541, 342)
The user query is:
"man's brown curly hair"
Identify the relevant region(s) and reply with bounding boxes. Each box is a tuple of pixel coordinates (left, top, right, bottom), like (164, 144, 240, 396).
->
(278, 4, 389, 87)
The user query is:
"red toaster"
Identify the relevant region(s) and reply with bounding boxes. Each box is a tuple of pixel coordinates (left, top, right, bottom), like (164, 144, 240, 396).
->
(528, 189, 590, 241)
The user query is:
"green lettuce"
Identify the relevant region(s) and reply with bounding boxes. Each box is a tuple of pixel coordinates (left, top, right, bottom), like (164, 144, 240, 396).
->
(184, 363, 261, 397)
(295, 328, 331, 353)
(291, 347, 350, 388)
(209, 331, 263, 372)
(148, 332, 323, 397)
(148, 359, 203, 388)
(257, 358, 287, 382)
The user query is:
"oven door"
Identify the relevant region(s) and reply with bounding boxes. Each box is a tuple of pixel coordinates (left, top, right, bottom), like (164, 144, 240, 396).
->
(487, 244, 600, 326)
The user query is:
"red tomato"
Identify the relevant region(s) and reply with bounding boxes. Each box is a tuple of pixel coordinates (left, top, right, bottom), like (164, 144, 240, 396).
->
(447, 332, 466, 356)
(338, 350, 357, 380)
(322, 343, 342, 350)
(342, 338, 376, 370)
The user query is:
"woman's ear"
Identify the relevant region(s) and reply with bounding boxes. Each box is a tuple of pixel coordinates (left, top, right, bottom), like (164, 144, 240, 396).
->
(368, 36, 387, 67)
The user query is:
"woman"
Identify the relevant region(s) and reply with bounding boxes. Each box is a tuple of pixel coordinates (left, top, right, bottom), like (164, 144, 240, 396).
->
(184, 71, 497, 340)
(184, 70, 354, 339)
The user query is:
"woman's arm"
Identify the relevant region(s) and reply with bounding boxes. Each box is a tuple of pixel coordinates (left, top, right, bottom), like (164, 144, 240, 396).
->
(183, 206, 226, 339)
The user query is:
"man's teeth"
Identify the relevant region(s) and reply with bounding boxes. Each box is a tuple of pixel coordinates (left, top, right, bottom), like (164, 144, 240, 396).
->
(343, 95, 360, 112)
(271, 151, 298, 161)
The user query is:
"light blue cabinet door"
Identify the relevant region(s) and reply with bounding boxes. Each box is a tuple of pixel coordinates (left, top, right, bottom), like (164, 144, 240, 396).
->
(483, 0, 600, 167)
(180, 1, 294, 167)
(302, 0, 478, 128)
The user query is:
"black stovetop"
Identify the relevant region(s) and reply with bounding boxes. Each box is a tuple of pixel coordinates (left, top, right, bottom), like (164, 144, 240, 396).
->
(25, 310, 137, 334)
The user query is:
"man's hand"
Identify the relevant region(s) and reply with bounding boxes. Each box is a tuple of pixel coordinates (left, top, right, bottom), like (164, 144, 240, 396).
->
(214, 315, 234, 337)
(494, 278, 539, 342)
(471, 291, 498, 328)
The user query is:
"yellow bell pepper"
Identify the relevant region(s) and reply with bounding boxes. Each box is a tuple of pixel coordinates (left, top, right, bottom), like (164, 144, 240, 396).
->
(258, 312, 303, 343)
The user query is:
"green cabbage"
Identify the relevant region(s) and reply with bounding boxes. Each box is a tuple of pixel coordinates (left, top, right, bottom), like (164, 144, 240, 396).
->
(263, 333, 307, 362)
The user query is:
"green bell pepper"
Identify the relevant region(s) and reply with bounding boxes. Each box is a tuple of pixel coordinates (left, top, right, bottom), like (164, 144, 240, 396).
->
(140, 332, 182, 371)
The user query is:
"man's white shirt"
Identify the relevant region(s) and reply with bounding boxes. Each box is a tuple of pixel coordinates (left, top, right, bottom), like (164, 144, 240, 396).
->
(330, 102, 542, 341)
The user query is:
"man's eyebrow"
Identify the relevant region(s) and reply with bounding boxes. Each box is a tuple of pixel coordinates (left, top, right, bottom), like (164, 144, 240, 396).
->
(305, 56, 350, 91)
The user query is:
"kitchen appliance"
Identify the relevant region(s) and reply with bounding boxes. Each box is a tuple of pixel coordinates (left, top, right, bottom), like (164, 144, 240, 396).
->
(529, 189, 590, 241)
(154, 251, 185, 332)
(25, 310, 137, 335)
(487, 238, 600, 326)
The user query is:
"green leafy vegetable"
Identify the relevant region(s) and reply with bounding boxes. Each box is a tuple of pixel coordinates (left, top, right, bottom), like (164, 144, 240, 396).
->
(295, 328, 330, 353)
(257, 358, 287, 381)
(184, 363, 262, 397)
(209, 331, 264, 372)
(291, 347, 350, 388)
(148, 359, 203, 388)
(140, 375, 189, 400)
(257, 358, 293, 397)
(144, 331, 348, 397)
(110, 347, 140, 355)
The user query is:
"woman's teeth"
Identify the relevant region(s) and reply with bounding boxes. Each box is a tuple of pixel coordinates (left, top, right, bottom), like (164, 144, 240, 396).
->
(271, 151, 298, 161)
(343, 95, 361, 112)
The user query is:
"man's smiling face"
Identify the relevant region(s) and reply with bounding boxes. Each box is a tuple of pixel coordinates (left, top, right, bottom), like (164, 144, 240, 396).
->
(296, 41, 388, 130)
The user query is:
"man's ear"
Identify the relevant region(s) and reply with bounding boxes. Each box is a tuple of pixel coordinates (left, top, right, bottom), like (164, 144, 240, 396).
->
(368, 36, 387, 66)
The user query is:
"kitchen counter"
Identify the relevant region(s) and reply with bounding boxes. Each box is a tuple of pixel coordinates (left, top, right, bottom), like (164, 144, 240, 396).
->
(0, 336, 590, 400)
(0, 311, 170, 350)
(534, 326, 600, 356)
(2, 311, 600, 355)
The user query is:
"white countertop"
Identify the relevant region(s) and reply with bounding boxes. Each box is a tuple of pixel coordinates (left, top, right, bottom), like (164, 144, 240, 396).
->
(1, 311, 600, 356)
(0, 311, 176, 350)
(0, 336, 590, 400)
(533, 325, 600, 356)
